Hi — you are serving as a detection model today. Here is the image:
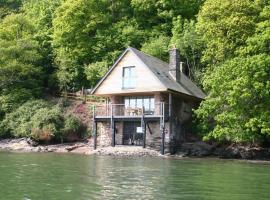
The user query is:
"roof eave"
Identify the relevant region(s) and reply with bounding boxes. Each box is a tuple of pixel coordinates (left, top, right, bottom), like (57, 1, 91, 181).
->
(166, 89, 205, 101)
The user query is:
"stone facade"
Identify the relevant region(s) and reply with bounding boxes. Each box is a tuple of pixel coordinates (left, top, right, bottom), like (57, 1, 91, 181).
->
(97, 122, 111, 147)
(95, 92, 199, 154)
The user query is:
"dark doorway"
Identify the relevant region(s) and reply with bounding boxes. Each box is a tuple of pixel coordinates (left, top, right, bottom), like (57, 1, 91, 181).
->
(123, 122, 143, 146)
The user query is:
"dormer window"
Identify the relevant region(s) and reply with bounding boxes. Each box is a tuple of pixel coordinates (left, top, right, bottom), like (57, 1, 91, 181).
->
(122, 66, 136, 89)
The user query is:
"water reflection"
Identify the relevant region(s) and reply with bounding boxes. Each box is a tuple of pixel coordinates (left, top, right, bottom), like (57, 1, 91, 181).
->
(0, 153, 270, 200)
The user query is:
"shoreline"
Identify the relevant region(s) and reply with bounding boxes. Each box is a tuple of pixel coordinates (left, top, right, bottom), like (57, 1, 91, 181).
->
(1, 138, 270, 162)
(0, 138, 162, 157)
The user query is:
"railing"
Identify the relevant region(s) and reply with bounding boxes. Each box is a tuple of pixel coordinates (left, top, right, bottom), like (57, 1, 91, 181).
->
(61, 92, 106, 103)
(94, 103, 168, 117)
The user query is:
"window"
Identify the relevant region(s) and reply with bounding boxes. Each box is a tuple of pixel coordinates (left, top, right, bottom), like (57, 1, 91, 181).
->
(124, 96, 155, 115)
(122, 66, 136, 89)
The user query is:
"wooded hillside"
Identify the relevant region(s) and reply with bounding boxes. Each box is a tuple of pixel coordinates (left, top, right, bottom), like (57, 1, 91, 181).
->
(0, 0, 269, 145)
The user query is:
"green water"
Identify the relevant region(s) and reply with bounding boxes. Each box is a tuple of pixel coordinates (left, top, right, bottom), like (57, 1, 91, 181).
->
(0, 152, 270, 200)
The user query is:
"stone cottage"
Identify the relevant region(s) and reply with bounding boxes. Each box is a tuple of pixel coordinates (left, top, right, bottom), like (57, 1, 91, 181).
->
(91, 46, 205, 154)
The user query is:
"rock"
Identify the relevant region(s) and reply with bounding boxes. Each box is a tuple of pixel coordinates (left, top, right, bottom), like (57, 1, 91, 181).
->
(177, 142, 214, 157)
(26, 138, 38, 147)
(218, 146, 241, 159)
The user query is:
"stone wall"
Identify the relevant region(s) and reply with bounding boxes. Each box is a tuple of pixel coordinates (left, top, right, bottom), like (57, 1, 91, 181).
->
(145, 122, 161, 150)
(97, 122, 112, 147)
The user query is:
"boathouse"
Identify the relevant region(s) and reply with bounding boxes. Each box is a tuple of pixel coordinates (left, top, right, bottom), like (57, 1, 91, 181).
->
(91, 46, 205, 154)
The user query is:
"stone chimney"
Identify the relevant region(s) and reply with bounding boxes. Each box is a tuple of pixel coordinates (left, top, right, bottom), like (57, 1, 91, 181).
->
(169, 45, 180, 82)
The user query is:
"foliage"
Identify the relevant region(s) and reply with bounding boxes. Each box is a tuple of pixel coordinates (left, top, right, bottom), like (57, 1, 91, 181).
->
(31, 106, 63, 142)
(85, 61, 108, 88)
(1, 98, 84, 142)
(0, 0, 22, 19)
(195, 1, 270, 145)
(0, 12, 45, 132)
(2, 100, 51, 137)
(141, 35, 170, 62)
(52, 0, 205, 90)
(0, 88, 33, 113)
(0, 13, 43, 93)
(22, 0, 61, 91)
(195, 55, 270, 144)
(196, 0, 260, 65)
(171, 16, 203, 81)
(52, 0, 110, 90)
(62, 115, 82, 136)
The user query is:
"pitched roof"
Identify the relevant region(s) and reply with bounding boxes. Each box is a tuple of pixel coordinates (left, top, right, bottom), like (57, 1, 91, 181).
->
(91, 47, 206, 100)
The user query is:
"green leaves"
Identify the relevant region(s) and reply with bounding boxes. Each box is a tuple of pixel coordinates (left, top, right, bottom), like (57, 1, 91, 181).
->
(0, 13, 43, 96)
(141, 35, 170, 62)
(197, 0, 260, 65)
(84, 61, 108, 88)
(194, 0, 270, 145)
(196, 55, 270, 144)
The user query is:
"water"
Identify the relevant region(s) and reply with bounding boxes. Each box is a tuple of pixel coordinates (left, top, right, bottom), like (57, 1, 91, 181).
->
(0, 152, 270, 200)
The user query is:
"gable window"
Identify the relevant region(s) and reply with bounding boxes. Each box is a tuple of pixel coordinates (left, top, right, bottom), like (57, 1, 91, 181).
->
(122, 66, 136, 89)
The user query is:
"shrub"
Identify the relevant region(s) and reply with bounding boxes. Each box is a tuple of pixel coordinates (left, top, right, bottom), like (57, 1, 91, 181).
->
(2, 99, 51, 137)
(60, 114, 83, 142)
(30, 106, 64, 142)
(1, 99, 84, 143)
(0, 88, 34, 113)
(63, 114, 82, 135)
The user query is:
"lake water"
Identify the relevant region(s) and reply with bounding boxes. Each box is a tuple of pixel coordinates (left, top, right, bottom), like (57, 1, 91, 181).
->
(0, 152, 270, 200)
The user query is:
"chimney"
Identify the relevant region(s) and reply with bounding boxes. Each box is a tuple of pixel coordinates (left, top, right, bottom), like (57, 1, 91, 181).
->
(169, 45, 180, 82)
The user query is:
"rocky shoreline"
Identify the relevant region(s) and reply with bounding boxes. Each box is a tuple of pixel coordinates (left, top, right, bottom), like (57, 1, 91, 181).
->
(1, 138, 270, 160)
(0, 138, 161, 157)
(176, 141, 270, 160)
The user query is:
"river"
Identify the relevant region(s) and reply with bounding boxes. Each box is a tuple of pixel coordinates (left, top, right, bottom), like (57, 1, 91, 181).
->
(0, 152, 270, 200)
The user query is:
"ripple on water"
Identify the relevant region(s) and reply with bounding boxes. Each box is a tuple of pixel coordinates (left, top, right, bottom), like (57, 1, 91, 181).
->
(0, 153, 270, 200)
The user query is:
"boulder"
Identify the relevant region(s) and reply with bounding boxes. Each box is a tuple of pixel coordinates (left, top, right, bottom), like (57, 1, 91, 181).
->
(177, 141, 214, 157)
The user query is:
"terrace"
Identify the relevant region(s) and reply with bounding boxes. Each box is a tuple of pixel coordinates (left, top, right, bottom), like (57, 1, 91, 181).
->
(93, 102, 168, 122)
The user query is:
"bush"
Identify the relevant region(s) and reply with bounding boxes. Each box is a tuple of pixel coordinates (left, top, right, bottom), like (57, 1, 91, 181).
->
(0, 88, 34, 113)
(1, 99, 84, 143)
(63, 115, 82, 135)
(30, 106, 64, 142)
(2, 99, 51, 137)
(60, 114, 83, 142)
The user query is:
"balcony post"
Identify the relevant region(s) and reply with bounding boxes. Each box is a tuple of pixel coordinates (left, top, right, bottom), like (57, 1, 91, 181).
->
(111, 104, 115, 147)
(160, 102, 165, 155)
(92, 105, 97, 150)
(142, 107, 146, 148)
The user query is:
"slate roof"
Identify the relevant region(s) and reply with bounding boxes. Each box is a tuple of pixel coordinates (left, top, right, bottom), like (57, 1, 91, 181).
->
(91, 47, 206, 100)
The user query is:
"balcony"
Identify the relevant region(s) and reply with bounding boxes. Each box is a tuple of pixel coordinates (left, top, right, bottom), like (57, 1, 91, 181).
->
(93, 103, 168, 121)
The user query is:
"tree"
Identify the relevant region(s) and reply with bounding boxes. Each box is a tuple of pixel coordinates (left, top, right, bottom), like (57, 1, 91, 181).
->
(22, 0, 61, 91)
(52, 0, 110, 90)
(170, 16, 203, 82)
(131, 0, 203, 33)
(195, 1, 270, 145)
(0, 13, 44, 106)
(0, 0, 22, 19)
(84, 61, 108, 88)
(141, 35, 170, 62)
(196, 0, 260, 65)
